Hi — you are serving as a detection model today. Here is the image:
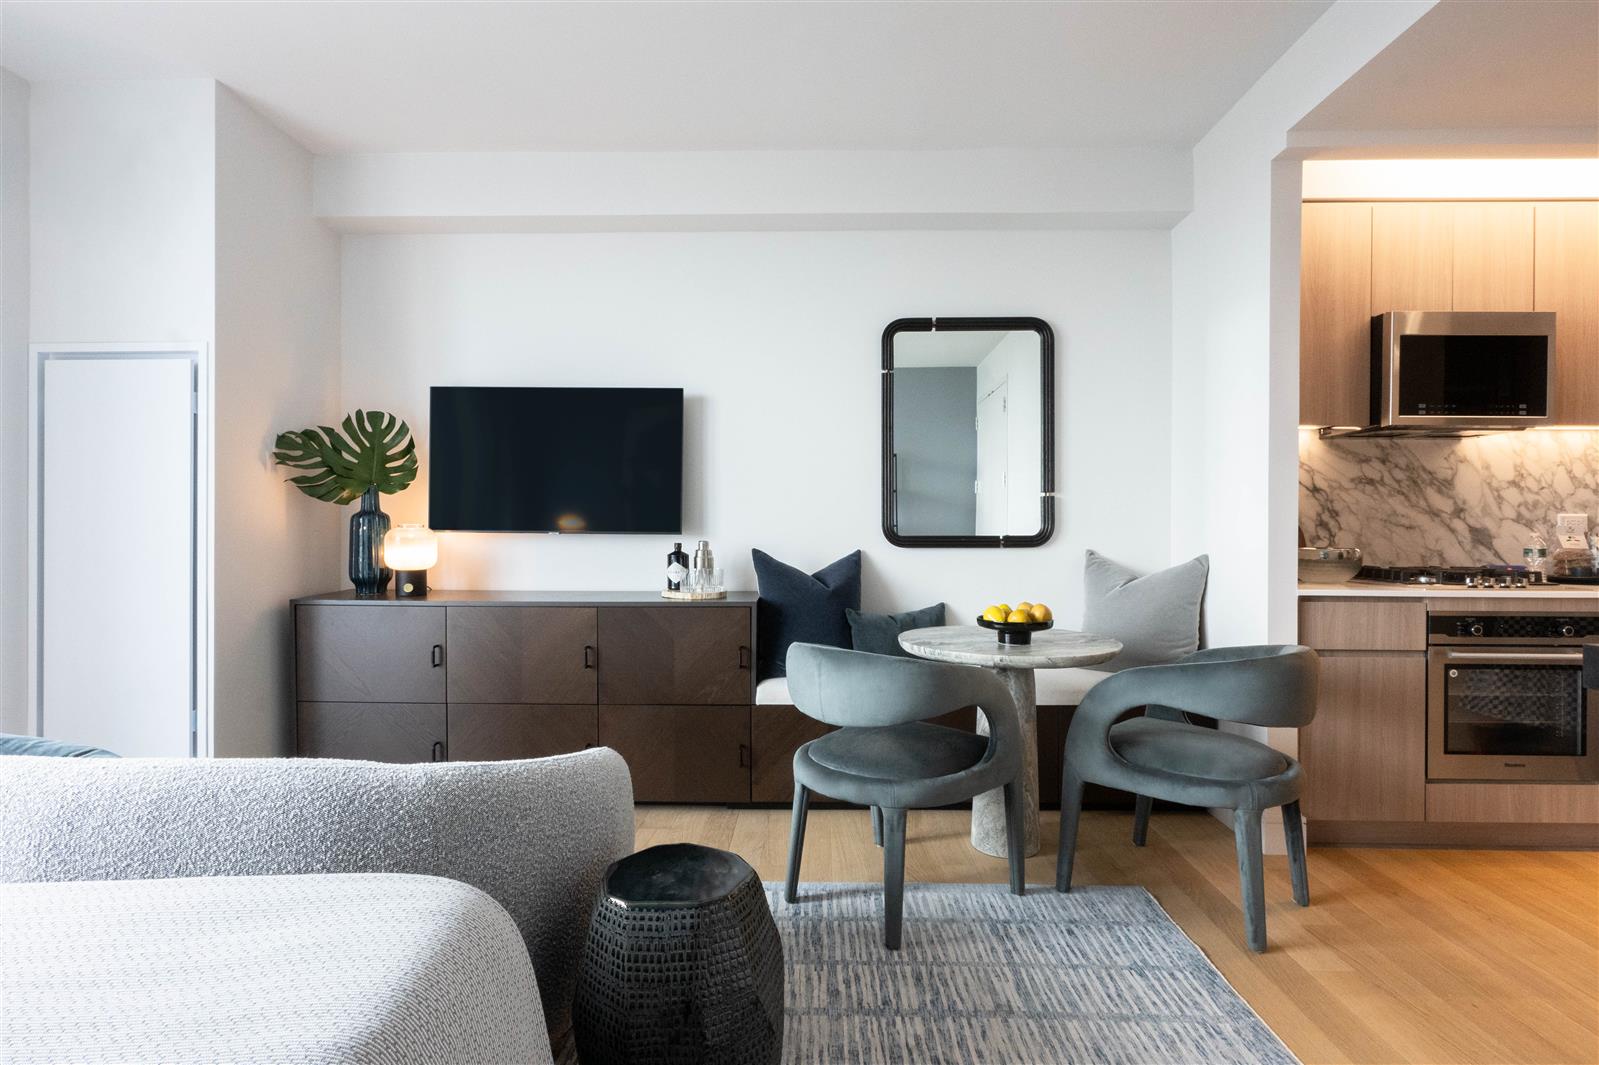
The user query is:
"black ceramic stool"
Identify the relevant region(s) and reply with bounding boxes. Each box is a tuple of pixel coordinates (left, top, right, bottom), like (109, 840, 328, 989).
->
(573, 843, 784, 1065)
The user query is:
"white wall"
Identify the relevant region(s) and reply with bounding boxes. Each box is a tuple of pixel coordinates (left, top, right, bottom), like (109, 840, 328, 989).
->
(29, 80, 215, 342)
(1169, 0, 1433, 651)
(342, 229, 1172, 626)
(315, 147, 1193, 232)
(0, 69, 29, 735)
(213, 86, 342, 757)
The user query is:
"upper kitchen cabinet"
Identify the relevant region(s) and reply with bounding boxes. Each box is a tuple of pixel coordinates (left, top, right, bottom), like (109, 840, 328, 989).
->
(1371, 203, 1453, 314)
(1535, 202, 1599, 425)
(1452, 203, 1534, 311)
(1301, 198, 1599, 427)
(1300, 203, 1371, 428)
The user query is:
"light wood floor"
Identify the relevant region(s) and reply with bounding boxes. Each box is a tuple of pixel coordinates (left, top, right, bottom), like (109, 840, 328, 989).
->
(637, 805, 1599, 1065)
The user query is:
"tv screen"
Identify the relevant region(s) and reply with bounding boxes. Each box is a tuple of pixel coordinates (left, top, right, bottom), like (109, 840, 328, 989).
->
(429, 386, 683, 534)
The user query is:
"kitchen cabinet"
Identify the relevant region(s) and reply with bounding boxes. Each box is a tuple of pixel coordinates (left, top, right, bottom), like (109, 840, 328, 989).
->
(1371, 203, 1453, 314)
(1301, 198, 1599, 426)
(1299, 653, 1427, 822)
(1452, 203, 1535, 311)
(1299, 599, 1428, 824)
(1300, 202, 1372, 427)
(1535, 202, 1599, 425)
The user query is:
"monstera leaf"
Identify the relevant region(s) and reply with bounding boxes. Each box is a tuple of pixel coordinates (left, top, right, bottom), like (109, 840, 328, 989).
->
(273, 410, 418, 505)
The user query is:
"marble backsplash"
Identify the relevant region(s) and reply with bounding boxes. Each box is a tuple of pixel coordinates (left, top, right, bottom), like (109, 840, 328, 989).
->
(1299, 429, 1599, 567)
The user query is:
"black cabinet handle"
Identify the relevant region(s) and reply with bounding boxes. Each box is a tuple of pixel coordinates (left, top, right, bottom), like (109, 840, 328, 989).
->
(738, 645, 751, 670)
(738, 743, 751, 768)
(431, 741, 445, 762)
(584, 645, 597, 669)
(431, 644, 444, 668)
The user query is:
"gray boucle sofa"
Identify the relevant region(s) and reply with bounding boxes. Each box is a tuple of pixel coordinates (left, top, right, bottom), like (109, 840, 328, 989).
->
(0, 749, 634, 1062)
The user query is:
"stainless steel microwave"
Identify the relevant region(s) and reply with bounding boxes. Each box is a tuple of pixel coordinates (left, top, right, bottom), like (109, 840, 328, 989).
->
(1367, 311, 1556, 434)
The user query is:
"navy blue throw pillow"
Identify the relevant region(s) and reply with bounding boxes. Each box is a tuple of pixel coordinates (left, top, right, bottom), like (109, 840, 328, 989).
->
(753, 548, 862, 680)
(846, 603, 945, 658)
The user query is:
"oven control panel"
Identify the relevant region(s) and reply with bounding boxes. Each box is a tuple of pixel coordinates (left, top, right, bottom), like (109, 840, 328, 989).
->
(1430, 614, 1599, 642)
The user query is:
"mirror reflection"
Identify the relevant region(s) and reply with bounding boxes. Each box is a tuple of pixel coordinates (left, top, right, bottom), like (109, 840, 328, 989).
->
(884, 320, 1052, 546)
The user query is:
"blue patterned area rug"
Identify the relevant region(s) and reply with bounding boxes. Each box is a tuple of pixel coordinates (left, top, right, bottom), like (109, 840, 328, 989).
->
(766, 883, 1298, 1065)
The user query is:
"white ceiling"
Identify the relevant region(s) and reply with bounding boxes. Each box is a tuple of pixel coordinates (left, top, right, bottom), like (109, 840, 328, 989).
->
(0, 0, 1333, 154)
(1295, 0, 1599, 135)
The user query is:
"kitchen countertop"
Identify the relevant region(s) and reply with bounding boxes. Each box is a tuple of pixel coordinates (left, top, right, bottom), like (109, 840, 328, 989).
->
(1299, 580, 1599, 601)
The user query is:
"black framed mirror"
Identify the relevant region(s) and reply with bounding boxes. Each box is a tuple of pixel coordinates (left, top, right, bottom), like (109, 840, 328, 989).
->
(882, 316, 1054, 548)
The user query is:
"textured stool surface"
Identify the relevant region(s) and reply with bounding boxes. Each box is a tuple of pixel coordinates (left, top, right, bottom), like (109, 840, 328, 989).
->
(575, 844, 784, 1065)
(606, 842, 754, 908)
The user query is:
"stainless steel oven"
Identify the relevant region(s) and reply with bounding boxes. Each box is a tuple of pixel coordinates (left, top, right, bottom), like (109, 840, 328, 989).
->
(1428, 613, 1599, 782)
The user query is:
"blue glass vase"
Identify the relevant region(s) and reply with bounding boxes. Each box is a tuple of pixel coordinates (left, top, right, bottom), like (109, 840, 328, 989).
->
(350, 487, 392, 597)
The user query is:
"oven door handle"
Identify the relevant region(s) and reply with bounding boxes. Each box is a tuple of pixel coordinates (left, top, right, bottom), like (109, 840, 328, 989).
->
(1442, 650, 1586, 665)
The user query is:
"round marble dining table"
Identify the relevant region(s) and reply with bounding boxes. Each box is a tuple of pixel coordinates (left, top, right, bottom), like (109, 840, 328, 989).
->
(897, 626, 1122, 858)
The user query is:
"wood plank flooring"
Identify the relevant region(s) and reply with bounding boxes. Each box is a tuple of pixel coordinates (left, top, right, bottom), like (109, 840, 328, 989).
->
(636, 805, 1599, 1065)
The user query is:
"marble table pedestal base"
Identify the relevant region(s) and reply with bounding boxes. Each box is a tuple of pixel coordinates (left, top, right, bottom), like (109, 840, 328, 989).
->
(896, 625, 1123, 865)
(972, 668, 1039, 858)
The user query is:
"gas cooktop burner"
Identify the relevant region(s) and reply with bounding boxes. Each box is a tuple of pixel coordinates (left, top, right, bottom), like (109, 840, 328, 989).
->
(1356, 565, 1540, 588)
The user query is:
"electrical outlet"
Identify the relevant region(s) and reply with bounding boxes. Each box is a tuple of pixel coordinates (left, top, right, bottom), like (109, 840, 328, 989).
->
(1554, 512, 1590, 551)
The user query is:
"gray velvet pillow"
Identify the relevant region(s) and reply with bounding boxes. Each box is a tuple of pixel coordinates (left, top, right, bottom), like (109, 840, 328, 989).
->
(846, 603, 945, 658)
(1082, 550, 1208, 670)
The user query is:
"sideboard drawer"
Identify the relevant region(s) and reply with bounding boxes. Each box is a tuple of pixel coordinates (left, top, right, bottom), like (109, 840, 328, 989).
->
(295, 605, 446, 703)
(297, 702, 446, 762)
(447, 704, 598, 761)
(1298, 599, 1427, 652)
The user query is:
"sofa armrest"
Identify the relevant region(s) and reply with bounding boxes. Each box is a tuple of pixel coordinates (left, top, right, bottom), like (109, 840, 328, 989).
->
(0, 748, 634, 1048)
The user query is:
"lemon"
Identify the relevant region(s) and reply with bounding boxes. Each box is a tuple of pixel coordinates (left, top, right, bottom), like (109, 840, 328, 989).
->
(1006, 609, 1031, 624)
(996, 603, 1012, 615)
(982, 605, 1008, 623)
(1016, 601, 1033, 612)
(1030, 602, 1053, 622)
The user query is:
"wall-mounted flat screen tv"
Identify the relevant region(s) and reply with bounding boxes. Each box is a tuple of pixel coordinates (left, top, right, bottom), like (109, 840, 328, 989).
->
(429, 386, 683, 534)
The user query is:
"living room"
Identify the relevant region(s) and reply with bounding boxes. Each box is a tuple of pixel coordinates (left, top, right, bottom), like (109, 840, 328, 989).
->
(2, 2, 1595, 1064)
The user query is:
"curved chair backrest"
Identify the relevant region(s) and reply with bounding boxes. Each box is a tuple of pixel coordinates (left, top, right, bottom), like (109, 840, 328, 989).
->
(786, 643, 1021, 745)
(1080, 644, 1319, 729)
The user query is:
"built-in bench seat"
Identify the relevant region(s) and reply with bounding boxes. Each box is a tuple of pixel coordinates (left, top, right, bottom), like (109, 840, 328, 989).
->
(756, 668, 1112, 708)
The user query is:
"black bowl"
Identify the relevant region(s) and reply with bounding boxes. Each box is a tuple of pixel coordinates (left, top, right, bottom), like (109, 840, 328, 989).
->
(976, 616, 1054, 645)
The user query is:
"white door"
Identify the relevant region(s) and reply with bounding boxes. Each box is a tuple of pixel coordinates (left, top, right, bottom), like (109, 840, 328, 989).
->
(975, 379, 1009, 536)
(37, 353, 196, 756)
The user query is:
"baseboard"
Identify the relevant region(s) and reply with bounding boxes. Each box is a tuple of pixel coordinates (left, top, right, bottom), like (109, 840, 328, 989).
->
(1308, 819, 1599, 849)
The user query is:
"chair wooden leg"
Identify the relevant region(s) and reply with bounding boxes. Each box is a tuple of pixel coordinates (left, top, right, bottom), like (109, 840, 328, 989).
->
(881, 807, 907, 950)
(785, 784, 810, 904)
(1055, 767, 1084, 893)
(1233, 806, 1267, 953)
(1283, 800, 1310, 907)
(1132, 794, 1153, 847)
(1002, 781, 1026, 896)
(871, 804, 883, 847)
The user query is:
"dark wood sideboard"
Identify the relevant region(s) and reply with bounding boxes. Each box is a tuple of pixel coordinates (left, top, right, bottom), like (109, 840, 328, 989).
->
(292, 590, 757, 802)
(292, 589, 1110, 808)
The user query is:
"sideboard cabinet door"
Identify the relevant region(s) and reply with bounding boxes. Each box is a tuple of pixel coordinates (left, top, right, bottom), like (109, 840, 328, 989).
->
(600, 705, 750, 803)
(597, 606, 753, 705)
(296, 605, 446, 703)
(446, 607, 598, 704)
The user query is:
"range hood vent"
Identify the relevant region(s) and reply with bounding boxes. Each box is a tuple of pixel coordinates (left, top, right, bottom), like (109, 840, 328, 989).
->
(1318, 425, 1526, 440)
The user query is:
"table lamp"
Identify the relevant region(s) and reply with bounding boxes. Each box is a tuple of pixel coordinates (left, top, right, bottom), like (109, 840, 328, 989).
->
(383, 524, 437, 598)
